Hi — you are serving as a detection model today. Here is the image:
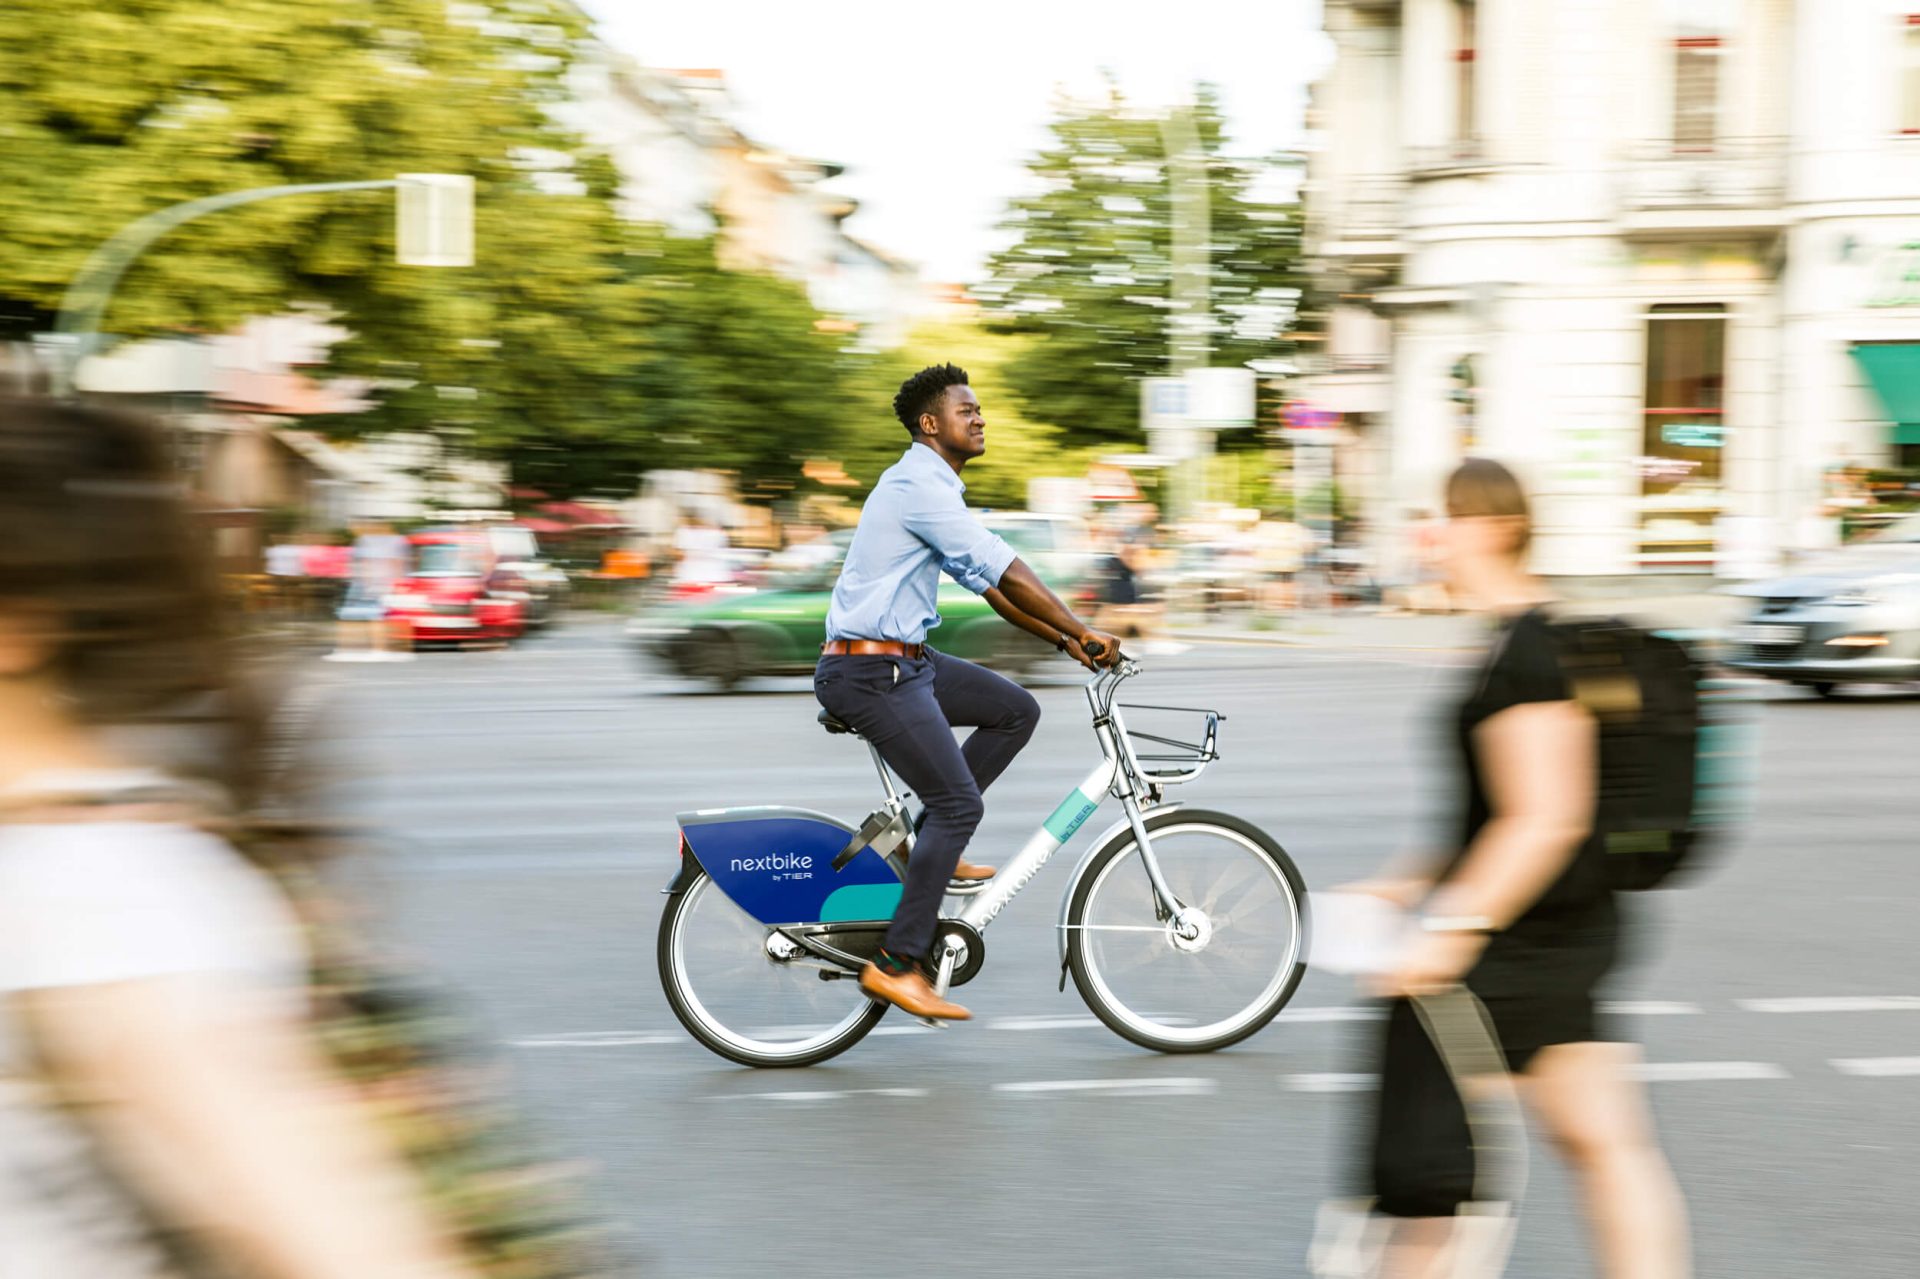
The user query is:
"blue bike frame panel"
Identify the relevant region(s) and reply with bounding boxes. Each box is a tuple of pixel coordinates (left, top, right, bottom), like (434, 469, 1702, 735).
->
(677, 806, 903, 925)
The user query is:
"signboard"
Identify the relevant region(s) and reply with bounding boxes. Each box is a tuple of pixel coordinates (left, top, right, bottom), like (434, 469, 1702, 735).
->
(1141, 376, 1189, 432)
(1184, 367, 1256, 428)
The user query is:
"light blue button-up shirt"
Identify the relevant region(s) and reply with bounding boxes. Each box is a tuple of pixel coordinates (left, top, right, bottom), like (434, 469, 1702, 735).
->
(825, 444, 1018, 644)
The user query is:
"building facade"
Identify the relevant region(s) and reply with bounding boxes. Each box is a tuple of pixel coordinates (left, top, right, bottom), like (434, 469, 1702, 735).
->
(1305, 0, 1920, 579)
(556, 51, 924, 348)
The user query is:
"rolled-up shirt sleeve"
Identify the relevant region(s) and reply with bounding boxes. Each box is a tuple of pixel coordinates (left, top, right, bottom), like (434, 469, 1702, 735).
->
(902, 490, 1017, 595)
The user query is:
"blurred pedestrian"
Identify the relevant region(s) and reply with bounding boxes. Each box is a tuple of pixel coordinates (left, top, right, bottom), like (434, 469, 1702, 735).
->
(1253, 516, 1312, 612)
(265, 534, 308, 619)
(1332, 459, 1688, 1279)
(329, 521, 410, 663)
(0, 397, 485, 1278)
(670, 514, 730, 592)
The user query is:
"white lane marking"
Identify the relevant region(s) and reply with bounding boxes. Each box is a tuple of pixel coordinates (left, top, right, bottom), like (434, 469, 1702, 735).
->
(1601, 1000, 1702, 1016)
(1277, 1006, 1386, 1023)
(512, 1032, 684, 1048)
(1738, 996, 1920, 1014)
(989, 1015, 1102, 1031)
(1629, 1061, 1789, 1082)
(994, 1077, 1217, 1097)
(1831, 1057, 1920, 1078)
(1284, 1073, 1375, 1093)
(714, 1087, 929, 1102)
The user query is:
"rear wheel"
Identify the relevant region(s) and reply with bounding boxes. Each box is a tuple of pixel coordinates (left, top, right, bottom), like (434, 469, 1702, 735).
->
(1066, 808, 1308, 1054)
(688, 629, 745, 691)
(658, 869, 884, 1068)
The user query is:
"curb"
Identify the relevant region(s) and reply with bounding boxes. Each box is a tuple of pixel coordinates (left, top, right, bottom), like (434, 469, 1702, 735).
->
(1167, 627, 1478, 654)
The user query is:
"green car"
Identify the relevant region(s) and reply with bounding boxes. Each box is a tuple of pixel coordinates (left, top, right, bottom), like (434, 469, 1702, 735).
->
(628, 513, 1095, 689)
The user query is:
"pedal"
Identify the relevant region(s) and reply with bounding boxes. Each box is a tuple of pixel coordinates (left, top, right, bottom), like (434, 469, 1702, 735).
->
(916, 1016, 952, 1030)
(945, 876, 992, 896)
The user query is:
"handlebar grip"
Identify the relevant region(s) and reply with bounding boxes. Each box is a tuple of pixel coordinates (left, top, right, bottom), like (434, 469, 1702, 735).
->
(1081, 638, 1107, 659)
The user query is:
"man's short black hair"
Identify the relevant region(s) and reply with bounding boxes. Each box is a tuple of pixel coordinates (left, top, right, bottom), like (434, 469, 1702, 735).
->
(893, 363, 970, 435)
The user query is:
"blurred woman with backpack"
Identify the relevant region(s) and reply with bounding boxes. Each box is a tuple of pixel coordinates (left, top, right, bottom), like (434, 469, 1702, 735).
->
(0, 398, 621, 1278)
(1336, 459, 1689, 1279)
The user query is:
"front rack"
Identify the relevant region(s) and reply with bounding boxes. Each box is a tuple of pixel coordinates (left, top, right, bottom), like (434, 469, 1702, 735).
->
(1116, 702, 1223, 786)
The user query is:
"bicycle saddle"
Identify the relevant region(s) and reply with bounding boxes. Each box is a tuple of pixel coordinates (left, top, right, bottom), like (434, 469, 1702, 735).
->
(817, 709, 858, 736)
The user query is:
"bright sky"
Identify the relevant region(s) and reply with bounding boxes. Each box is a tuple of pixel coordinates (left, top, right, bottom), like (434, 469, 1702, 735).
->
(576, 0, 1333, 283)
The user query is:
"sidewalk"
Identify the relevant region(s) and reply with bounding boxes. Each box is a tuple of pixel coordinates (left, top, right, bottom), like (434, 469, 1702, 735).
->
(1168, 593, 1743, 652)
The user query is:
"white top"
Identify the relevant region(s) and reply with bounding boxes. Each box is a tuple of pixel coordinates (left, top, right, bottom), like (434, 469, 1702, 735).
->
(0, 812, 308, 1275)
(672, 523, 731, 585)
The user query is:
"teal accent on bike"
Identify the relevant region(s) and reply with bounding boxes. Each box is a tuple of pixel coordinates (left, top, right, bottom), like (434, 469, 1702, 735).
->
(819, 882, 905, 922)
(1043, 788, 1100, 844)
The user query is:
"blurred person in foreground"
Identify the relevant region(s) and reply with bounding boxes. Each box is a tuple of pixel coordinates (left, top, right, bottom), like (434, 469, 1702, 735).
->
(815, 363, 1121, 1021)
(0, 398, 500, 1277)
(1338, 459, 1688, 1278)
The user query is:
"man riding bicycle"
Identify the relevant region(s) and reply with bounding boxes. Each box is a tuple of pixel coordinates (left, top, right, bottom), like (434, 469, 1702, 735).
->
(815, 363, 1122, 1022)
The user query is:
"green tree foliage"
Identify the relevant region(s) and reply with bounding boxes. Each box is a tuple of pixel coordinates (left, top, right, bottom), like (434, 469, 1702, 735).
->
(0, 0, 589, 336)
(0, 0, 869, 501)
(976, 82, 1305, 449)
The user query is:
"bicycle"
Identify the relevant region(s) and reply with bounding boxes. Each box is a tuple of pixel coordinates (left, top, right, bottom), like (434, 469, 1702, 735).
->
(657, 656, 1311, 1067)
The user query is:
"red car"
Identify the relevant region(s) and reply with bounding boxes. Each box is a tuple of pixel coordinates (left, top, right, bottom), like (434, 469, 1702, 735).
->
(384, 531, 528, 647)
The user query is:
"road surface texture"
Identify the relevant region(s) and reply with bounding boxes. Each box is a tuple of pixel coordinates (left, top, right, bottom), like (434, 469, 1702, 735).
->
(311, 620, 1917, 1277)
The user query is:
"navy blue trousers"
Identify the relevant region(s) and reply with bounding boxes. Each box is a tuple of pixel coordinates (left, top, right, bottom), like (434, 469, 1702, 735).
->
(813, 648, 1040, 959)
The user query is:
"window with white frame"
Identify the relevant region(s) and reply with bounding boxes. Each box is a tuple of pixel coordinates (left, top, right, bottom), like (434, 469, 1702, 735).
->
(1901, 15, 1920, 134)
(1673, 36, 1722, 150)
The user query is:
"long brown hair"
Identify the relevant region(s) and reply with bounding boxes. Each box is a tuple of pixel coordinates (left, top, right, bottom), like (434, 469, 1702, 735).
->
(1444, 457, 1532, 555)
(0, 396, 270, 808)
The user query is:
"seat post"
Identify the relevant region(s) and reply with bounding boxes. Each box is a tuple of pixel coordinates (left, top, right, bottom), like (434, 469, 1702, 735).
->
(868, 742, 905, 809)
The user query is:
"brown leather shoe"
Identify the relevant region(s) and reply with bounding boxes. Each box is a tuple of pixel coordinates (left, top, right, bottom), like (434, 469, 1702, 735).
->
(951, 858, 996, 881)
(858, 962, 972, 1021)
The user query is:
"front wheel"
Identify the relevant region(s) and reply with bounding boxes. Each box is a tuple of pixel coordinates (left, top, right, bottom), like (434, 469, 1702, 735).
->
(659, 868, 885, 1067)
(1065, 809, 1309, 1054)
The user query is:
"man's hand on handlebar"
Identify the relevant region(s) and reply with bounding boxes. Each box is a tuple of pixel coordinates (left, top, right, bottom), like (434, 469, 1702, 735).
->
(1077, 629, 1124, 669)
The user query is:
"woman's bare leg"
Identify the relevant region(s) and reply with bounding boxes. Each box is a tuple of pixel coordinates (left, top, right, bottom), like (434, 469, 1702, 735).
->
(1525, 1041, 1690, 1279)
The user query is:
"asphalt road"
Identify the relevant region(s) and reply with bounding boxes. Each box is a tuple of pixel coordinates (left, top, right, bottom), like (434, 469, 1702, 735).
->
(310, 619, 1920, 1278)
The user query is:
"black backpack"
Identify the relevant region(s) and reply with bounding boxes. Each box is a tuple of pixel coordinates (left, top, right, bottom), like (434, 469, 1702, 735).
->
(1542, 613, 1753, 890)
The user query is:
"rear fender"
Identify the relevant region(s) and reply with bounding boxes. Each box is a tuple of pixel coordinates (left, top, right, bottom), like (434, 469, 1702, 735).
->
(674, 805, 903, 926)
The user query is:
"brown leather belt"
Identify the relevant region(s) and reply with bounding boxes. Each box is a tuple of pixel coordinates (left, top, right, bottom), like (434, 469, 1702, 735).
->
(821, 639, 925, 659)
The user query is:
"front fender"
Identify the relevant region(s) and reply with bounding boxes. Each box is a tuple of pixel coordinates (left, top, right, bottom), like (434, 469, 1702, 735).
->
(1055, 802, 1185, 967)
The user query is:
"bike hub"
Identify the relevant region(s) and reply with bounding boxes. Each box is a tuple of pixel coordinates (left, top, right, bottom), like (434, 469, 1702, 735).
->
(1167, 906, 1214, 954)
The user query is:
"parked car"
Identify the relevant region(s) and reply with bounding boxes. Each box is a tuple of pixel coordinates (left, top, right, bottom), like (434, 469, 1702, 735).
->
(385, 530, 529, 647)
(627, 514, 1095, 689)
(482, 524, 570, 626)
(1722, 513, 1920, 696)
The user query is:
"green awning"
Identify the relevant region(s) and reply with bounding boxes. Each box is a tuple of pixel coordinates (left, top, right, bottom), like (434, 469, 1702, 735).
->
(1851, 343, 1920, 445)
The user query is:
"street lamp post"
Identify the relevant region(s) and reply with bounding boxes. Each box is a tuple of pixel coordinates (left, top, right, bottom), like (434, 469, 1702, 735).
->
(1160, 105, 1211, 519)
(49, 174, 473, 396)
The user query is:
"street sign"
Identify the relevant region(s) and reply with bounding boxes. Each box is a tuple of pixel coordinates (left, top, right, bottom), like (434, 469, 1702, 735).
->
(1281, 401, 1339, 444)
